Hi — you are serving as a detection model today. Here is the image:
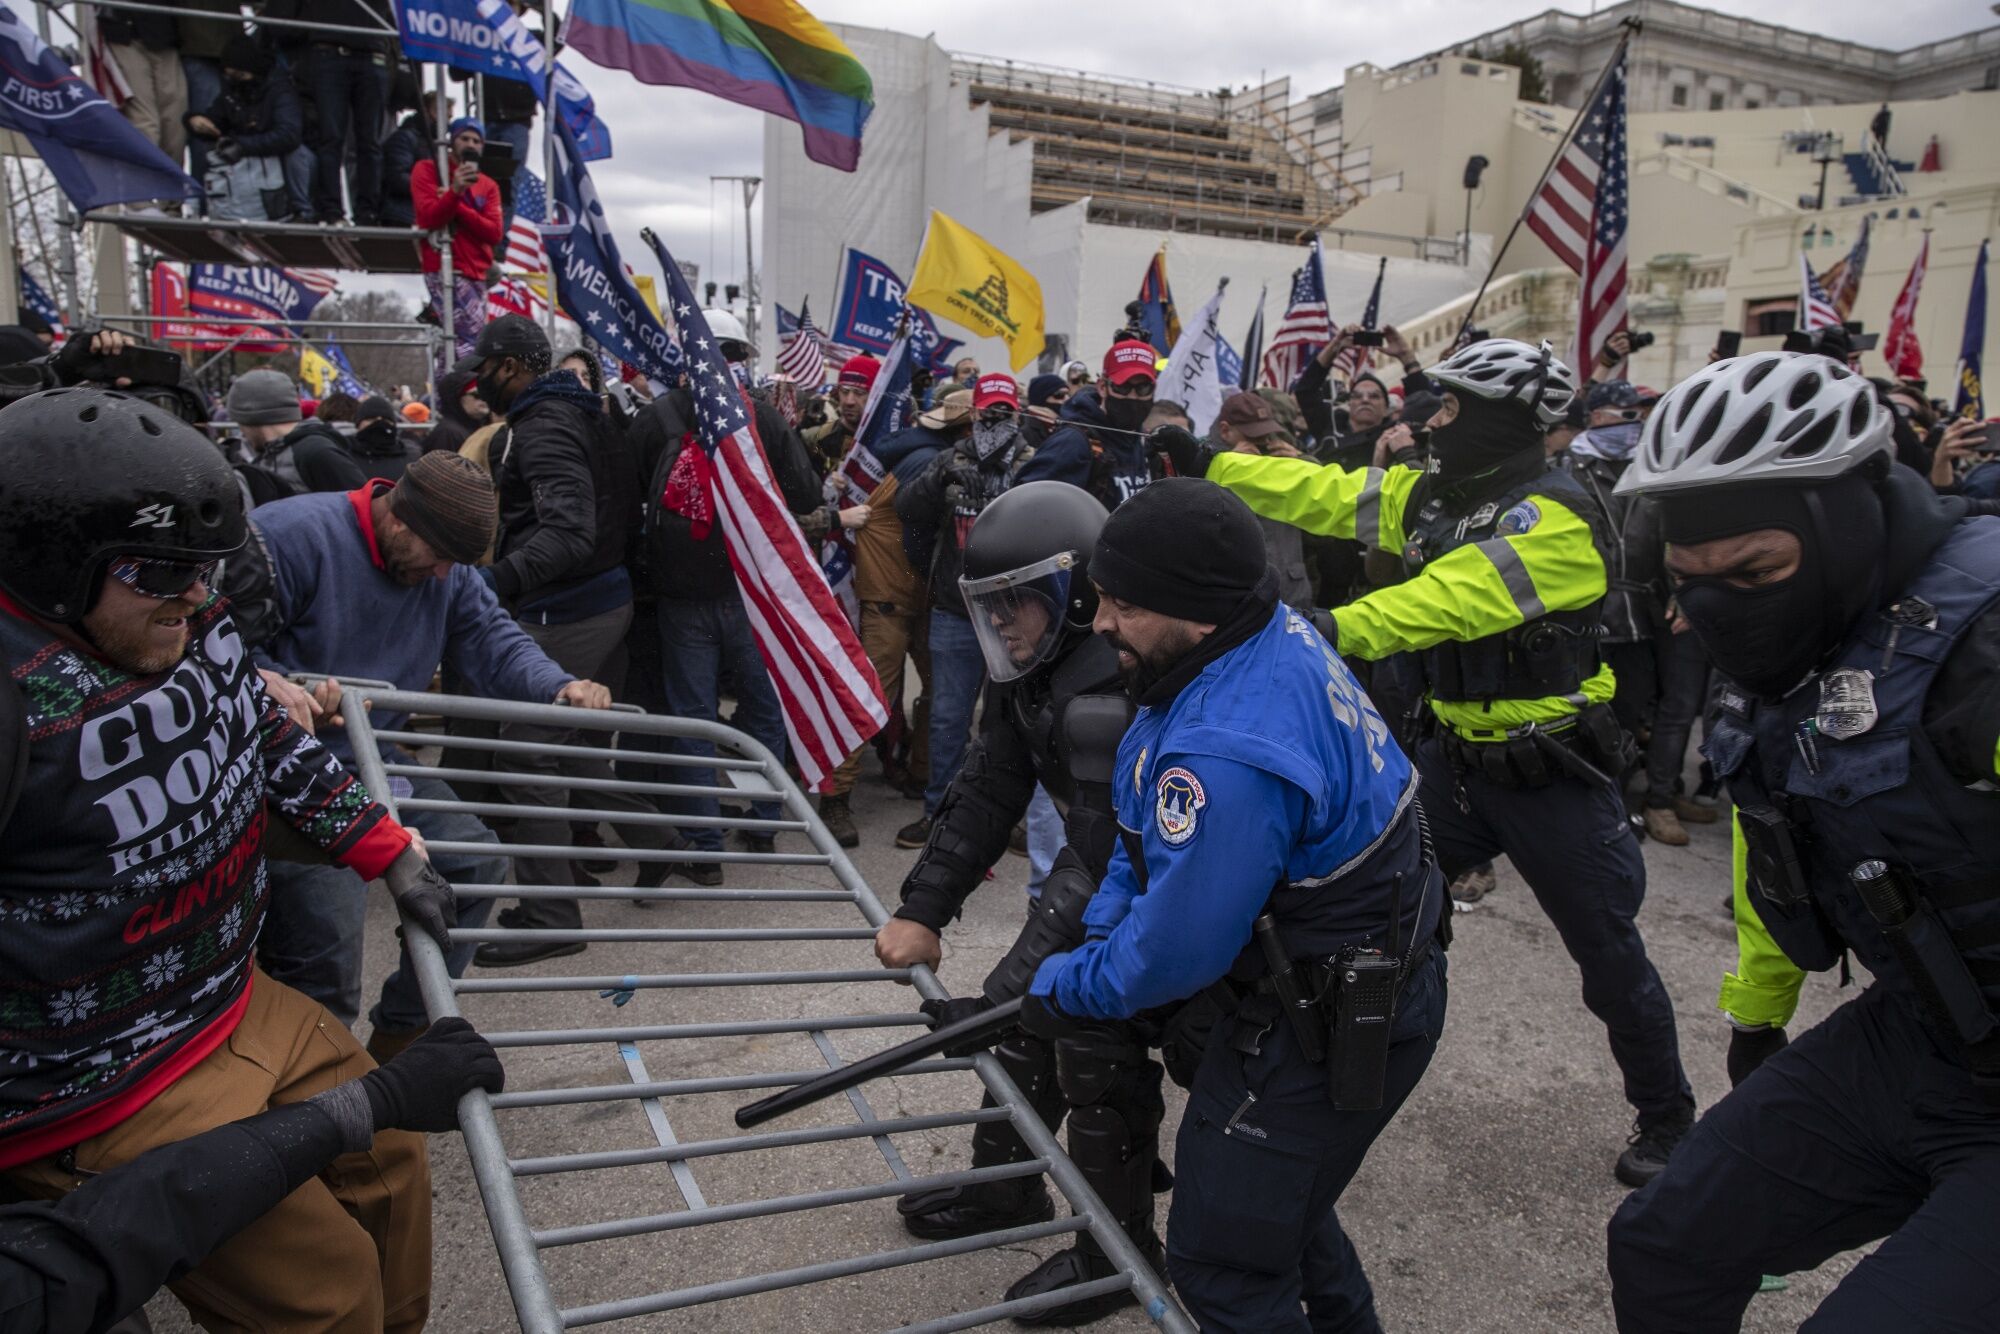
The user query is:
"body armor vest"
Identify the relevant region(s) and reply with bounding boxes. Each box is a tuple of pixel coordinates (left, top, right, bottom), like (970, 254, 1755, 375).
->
(1705, 518, 2000, 1061)
(1402, 465, 1607, 703)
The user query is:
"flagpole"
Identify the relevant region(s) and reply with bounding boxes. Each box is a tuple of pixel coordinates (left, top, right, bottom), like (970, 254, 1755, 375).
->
(541, 0, 560, 347)
(1454, 20, 1638, 343)
(33, 0, 82, 326)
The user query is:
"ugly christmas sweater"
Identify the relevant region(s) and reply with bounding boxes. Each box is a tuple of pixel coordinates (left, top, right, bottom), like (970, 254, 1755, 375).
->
(0, 592, 410, 1166)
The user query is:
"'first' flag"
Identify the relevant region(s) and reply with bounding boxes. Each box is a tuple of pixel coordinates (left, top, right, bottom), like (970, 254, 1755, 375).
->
(0, 2, 196, 212)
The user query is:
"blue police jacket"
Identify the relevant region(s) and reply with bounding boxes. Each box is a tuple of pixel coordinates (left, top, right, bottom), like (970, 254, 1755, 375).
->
(1032, 604, 1423, 1020)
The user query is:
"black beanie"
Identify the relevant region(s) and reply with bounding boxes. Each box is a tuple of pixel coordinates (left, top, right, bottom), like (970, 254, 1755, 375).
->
(222, 34, 272, 78)
(1092, 477, 1269, 623)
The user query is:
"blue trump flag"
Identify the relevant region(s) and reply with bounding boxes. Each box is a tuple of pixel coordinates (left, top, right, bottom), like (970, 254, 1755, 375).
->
(1955, 239, 1986, 421)
(0, 3, 195, 211)
(830, 247, 960, 371)
(393, 0, 612, 159)
(17, 266, 64, 337)
(325, 340, 369, 397)
(545, 113, 680, 382)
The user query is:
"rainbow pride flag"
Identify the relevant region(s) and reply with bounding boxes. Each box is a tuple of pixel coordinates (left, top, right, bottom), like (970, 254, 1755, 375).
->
(568, 0, 873, 171)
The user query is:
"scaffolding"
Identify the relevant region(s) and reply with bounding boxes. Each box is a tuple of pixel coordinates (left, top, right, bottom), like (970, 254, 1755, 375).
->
(341, 686, 1194, 1332)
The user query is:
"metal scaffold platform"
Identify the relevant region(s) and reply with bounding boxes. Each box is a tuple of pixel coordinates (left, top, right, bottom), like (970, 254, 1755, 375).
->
(341, 686, 1193, 1332)
(81, 212, 430, 273)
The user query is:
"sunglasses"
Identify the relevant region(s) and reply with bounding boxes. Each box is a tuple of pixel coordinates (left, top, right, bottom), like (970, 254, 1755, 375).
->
(109, 555, 218, 601)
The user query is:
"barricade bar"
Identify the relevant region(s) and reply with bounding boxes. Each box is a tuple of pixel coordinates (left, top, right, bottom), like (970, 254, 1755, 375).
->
(486, 1058, 970, 1110)
(459, 968, 910, 997)
(532, 1161, 1049, 1250)
(558, 1218, 1086, 1327)
(510, 1107, 1014, 1177)
(399, 796, 806, 833)
(483, 1013, 930, 1048)
(340, 685, 1194, 1332)
(889, 1277, 1138, 1334)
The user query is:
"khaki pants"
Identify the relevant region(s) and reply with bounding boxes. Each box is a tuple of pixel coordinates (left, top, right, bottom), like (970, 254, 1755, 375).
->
(1, 970, 432, 1332)
(109, 41, 188, 164)
(829, 601, 929, 797)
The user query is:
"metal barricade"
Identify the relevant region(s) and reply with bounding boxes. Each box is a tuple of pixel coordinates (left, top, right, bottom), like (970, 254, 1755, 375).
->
(341, 687, 1192, 1332)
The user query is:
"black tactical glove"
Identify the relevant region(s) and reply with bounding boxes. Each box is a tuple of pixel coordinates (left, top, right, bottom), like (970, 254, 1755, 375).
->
(359, 1017, 505, 1133)
(920, 996, 1001, 1057)
(1019, 992, 1088, 1043)
(1726, 1023, 1788, 1088)
(384, 842, 456, 947)
(213, 138, 245, 166)
(1148, 424, 1213, 479)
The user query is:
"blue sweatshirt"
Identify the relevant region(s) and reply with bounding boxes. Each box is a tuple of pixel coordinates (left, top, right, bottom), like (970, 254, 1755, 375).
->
(249, 484, 572, 760)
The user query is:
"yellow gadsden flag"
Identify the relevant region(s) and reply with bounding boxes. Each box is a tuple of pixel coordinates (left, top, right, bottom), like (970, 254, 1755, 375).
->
(298, 343, 336, 398)
(907, 211, 1044, 371)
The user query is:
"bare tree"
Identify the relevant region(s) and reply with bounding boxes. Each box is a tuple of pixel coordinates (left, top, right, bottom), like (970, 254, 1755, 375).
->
(302, 291, 431, 394)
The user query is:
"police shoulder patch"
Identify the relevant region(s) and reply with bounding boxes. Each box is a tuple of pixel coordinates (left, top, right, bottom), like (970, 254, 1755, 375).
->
(1155, 766, 1207, 847)
(1495, 500, 1542, 536)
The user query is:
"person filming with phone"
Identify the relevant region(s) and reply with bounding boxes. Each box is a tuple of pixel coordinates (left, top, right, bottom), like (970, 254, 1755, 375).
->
(412, 117, 503, 371)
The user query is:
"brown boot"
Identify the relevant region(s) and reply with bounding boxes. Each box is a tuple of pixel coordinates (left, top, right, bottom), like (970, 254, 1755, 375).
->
(1672, 795, 1719, 825)
(365, 1023, 426, 1066)
(820, 793, 860, 849)
(1643, 805, 1691, 846)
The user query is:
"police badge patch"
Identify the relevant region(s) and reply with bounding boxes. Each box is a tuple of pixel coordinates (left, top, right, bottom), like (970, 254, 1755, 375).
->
(1155, 767, 1206, 846)
(1495, 500, 1542, 536)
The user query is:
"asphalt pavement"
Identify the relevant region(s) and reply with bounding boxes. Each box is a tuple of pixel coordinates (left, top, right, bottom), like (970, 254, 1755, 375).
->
(147, 756, 1859, 1333)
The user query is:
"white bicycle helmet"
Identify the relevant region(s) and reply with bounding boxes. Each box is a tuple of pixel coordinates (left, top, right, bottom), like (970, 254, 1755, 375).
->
(1428, 337, 1578, 428)
(1615, 352, 1890, 497)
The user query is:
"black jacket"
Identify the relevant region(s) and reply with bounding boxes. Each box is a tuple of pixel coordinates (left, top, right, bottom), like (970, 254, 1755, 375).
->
(489, 372, 633, 606)
(348, 423, 417, 483)
(380, 113, 429, 227)
(265, 419, 368, 494)
(1292, 358, 1430, 461)
(1565, 449, 1666, 643)
(0, 1101, 354, 1334)
(188, 74, 302, 160)
(895, 428, 1032, 617)
(631, 384, 820, 602)
(260, 0, 392, 52)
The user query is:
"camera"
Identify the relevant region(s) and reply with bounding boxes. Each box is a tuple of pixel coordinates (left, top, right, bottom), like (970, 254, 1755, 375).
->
(1352, 329, 1385, 348)
(1625, 330, 1655, 352)
(458, 144, 481, 164)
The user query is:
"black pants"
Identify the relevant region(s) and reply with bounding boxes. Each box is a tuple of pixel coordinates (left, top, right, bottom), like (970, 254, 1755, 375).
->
(307, 47, 388, 223)
(1167, 952, 1446, 1333)
(1416, 737, 1690, 1119)
(1643, 629, 1711, 809)
(1603, 639, 1660, 744)
(1609, 985, 2000, 1331)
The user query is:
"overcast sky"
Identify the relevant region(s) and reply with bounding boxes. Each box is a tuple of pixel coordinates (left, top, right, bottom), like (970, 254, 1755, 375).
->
(361, 0, 1990, 309)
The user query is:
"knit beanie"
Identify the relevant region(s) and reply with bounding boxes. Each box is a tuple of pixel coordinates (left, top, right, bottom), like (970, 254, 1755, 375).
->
(356, 395, 396, 425)
(226, 368, 303, 425)
(391, 451, 497, 564)
(1092, 477, 1269, 623)
(1027, 373, 1065, 407)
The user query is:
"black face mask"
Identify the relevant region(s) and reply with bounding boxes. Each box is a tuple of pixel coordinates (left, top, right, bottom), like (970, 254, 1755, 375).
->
(355, 420, 398, 454)
(1103, 393, 1151, 434)
(474, 361, 514, 411)
(1429, 392, 1541, 483)
(1664, 475, 1886, 701)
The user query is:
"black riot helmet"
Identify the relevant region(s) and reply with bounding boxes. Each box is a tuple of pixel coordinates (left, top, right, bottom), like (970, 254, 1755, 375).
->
(959, 480, 1109, 682)
(0, 387, 245, 623)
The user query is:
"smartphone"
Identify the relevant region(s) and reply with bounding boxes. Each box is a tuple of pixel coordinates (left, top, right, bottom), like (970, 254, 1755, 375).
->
(102, 345, 185, 387)
(476, 139, 517, 180)
(1352, 329, 1385, 348)
(1716, 330, 1742, 358)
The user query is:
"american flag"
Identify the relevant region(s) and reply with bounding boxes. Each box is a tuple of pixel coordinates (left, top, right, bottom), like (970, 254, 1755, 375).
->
(1883, 234, 1928, 379)
(1797, 252, 1842, 332)
(777, 297, 829, 388)
(1260, 236, 1331, 390)
(80, 7, 131, 108)
(1816, 215, 1871, 323)
(1332, 256, 1386, 383)
(651, 247, 887, 784)
(1525, 39, 1629, 373)
(502, 168, 549, 274)
(488, 274, 549, 322)
(293, 268, 340, 298)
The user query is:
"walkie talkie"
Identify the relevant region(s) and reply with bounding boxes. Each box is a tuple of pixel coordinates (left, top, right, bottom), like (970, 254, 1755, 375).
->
(1329, 950, 1400, 1110)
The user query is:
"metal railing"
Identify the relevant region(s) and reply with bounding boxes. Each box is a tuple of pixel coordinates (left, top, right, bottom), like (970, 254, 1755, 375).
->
(342, 686, 1192, 1333)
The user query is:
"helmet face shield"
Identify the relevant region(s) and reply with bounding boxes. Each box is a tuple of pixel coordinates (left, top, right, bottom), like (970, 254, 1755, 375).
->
(960, 552, 1076, 683)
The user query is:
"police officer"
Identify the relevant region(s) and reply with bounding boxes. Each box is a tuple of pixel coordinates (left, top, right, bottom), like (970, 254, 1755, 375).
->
(1606, 352, 2000, 1329)
(1022, 477, 1446, 1331)
(1155, 338, 1694, 1184)
(873, 480, 1159, 1324)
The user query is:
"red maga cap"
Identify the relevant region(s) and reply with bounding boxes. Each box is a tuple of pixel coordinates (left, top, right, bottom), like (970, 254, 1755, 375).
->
(972, 373, 1020, 410)
(837, 355, 880, 389)
(1103, 339, 1159, 385)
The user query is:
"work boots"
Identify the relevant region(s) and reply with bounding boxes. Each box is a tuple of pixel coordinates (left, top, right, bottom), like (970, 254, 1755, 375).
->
(897, 1174, 1054, 1241)
(1615, 1099, 1695, 1188)
(819, 793, 861, 848)
(1005, 1227, 1165, 1327)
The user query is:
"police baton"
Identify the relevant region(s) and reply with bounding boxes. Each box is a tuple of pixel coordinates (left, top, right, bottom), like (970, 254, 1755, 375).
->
(735, 997, 1023, 1129)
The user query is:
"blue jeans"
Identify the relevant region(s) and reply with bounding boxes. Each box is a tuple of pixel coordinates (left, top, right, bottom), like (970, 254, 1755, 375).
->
(258, 774, 505, 1032)
(924, 611, 986, 814)
(283, 143, 316, 220)
(1024, 784, 1061, 896)
(182, 56, 220, 180)
(657, 596, 787, 851)
(306, 47, 389, 222)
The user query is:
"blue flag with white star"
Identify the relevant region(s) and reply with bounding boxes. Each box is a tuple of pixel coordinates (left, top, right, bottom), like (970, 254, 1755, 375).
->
(545, 114, 680, 382)
(0, 2, 196, 212)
